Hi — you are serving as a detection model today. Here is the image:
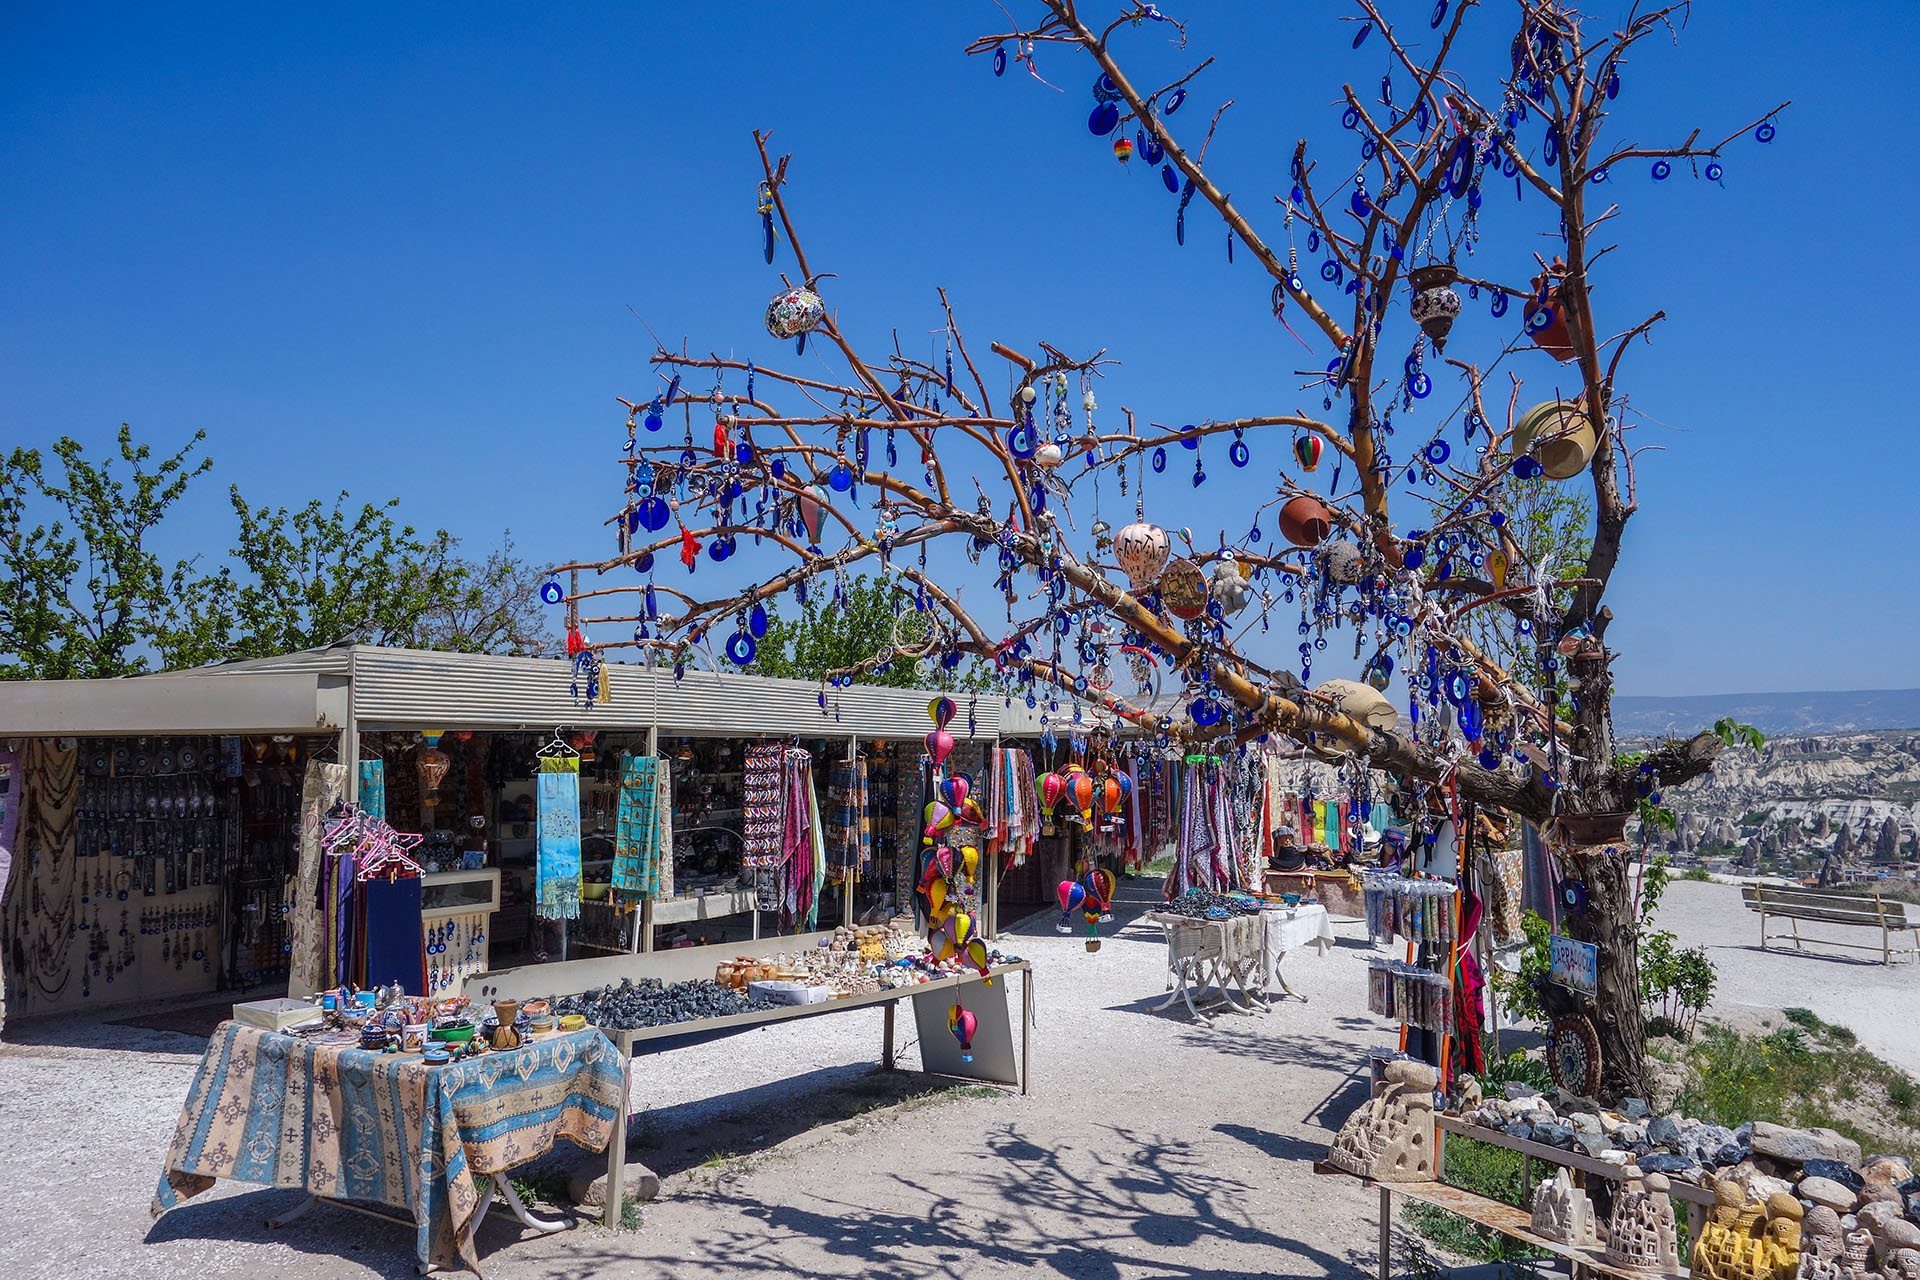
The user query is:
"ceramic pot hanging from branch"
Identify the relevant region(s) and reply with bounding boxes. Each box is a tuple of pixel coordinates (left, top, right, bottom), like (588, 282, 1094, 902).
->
(1278, 494, 1335, 548)
(1407, 262, 1463, 350)
(1524, 262, 1580, 362)
(1513, 399, 1596, 480)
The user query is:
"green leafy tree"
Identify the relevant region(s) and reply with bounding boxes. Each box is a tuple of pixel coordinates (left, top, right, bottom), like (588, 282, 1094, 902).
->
(168, 490, 554, 664)
(1464, 476, 1592, 694)
(0, 425, 213, 678)
(751, 575, 989, 691)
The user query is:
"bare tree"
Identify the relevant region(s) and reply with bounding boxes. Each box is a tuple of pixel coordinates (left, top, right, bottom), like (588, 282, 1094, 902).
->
(554, 2, 1783, 1101)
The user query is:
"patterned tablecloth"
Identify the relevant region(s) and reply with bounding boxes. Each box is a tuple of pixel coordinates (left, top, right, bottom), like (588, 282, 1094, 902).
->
(151, 1021, 627, 1271)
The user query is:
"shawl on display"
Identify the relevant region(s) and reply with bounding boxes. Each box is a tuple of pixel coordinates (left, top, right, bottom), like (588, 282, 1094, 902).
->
(357, 759, 387, 821)
(655, 758, 674, 898)
(825, 758, 870, 879)
(287, 760, 349, 998)
(358, 873, 426, 993)
(535, 756, 582, 920)
(742, 741, 787, 868)
(612, 754, 662, 897)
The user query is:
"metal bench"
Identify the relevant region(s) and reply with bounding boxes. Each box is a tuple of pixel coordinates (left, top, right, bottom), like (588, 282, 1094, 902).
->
(1740, 883, 1920, 964)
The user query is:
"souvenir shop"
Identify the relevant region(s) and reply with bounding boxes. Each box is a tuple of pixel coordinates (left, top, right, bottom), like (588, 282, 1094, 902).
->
(0, 644, 1155, 1024)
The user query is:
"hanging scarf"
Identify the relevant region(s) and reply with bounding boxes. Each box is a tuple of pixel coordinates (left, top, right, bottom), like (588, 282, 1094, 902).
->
(535, 756, 582, 920)
(742, 742, 786, 868)
(613, 754, 662, 897)
(825, 759, 869, 879)
(357, 759, 386, 821)
(287, 760, 349, 998)
(655, 757, 675, 899)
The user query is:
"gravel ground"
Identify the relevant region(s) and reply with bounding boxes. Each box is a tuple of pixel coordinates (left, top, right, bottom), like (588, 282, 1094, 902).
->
(1651, 878, 1920, 1072)
(17, 876, 1901, 1279)
(0, 879, 1399, 1280)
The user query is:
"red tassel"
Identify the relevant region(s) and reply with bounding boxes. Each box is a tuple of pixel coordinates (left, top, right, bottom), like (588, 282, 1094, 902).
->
(680, 526, 699, 568)
(713, 420, 731, 457)
(565, 626, 586, 656)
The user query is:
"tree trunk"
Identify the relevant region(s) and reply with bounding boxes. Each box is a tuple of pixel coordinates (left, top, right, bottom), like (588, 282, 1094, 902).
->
(1562, 846, 1648, 1104)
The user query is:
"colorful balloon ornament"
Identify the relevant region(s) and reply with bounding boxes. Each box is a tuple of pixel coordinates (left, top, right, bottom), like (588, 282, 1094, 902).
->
(949, 1002, 978, 1064)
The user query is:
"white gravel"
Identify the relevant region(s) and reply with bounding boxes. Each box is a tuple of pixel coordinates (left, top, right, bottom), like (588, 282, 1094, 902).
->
(0, 879, 1399, 1279)
(12, 875, 1898, 1279)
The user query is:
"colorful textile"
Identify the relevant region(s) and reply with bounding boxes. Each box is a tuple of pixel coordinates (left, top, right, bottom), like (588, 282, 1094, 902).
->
(825, 758, 870, 880)
(741, 741, 786, 868)
(358, 759, 387, 821)
(288, 761, 349, 998)
(535, 756, 582, 920)
(152, 1022, 624, 1271)
(0, 749, 20, 938)
(612, 754, 662, 897)
(1482, 845, 1525, 942)
(359, 874, 425, 993)
(654, 758, 674, 898)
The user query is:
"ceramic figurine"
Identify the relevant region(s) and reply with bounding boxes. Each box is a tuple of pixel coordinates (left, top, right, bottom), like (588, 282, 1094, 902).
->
(1324, 1059, 1437, 1183)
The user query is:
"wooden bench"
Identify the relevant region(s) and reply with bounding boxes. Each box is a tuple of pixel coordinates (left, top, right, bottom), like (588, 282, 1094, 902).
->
(1740, 883, 1919, 964)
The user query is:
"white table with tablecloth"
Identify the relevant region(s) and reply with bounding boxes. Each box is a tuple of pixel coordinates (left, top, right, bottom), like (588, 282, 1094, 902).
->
(1147, 903, 1334, 1021)
(1258, 902, 1335, 997)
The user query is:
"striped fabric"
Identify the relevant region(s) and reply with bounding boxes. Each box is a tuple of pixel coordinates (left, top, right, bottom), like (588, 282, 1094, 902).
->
(153, 1022, 625, 1270)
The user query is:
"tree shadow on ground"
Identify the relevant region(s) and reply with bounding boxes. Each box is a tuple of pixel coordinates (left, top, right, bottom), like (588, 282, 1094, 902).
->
(511, 1120, 1374, 1280)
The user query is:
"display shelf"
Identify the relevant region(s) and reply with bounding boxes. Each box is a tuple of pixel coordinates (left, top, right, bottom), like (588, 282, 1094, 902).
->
(1314, 1160, 1688, 1280)
(649, 886, 756, 925)
(421, 868, 502, 920)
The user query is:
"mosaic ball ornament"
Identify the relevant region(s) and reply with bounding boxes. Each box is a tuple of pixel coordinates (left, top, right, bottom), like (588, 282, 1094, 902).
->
(1323, 539, 1365, 585)
(1113, 519, 1171, 590)
(764, 286, 827, 341)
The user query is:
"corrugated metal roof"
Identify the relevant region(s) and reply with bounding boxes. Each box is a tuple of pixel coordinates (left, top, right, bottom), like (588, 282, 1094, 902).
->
(166, 645, 354, 677)
(346, 645, 1010, 739)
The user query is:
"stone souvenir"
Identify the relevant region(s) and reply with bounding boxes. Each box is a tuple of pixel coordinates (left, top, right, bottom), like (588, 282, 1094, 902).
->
(1606, 1166, 1682, 1274)
(1324, 1059, 1437, 1183)
(1692, 1178, 1803, 1280)
(1532, 1167, 1599, 1247)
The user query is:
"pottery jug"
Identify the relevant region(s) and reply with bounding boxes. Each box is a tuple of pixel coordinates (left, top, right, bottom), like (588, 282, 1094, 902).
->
(490, 1000, 521, 1051)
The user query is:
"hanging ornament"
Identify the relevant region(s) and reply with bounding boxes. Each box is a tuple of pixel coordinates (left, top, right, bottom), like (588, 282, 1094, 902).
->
(1278, 495, 1334, 547)
(1323, 539, 1365, 585)
(1113, 520, 1171, 590)
(1407, 262, 1463, 350)
(1159, 558, 1209, 620)
(1034, 441, 1065, 469)
(539, 580, 564, 605)
(1112, 136, 1133, 163)
(797, 485, 827, 543)
(764, 286, 827, 341)
(1293, 434, 1324, 472)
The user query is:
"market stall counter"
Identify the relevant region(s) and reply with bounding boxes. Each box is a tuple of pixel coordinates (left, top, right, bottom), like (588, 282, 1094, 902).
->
(465, 927, 1035, 1226)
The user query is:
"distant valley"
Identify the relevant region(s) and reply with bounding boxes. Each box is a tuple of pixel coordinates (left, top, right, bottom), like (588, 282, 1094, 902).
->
(1613, 688, 1920, 737)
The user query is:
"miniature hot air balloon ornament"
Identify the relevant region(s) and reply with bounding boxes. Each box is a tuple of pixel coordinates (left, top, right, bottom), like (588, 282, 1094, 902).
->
(797, 486, 826, 545)
(1293, 434, 1324, 472)
(1056, 879, 1086, 932)
(1112, 135, 1134, 163)
(960, 844, 980, 882)
(945, 910, 976, 952)
(939, 773, 970, 811)
(962, 936, 991, 978)
(1487, 547, 1510, 589)
(949, 1002, 978, 1064)
(1064, 765, 1097, 826)
(1039, 770, 1068, 834)
(926, 697, 957, 769)
(1112, 519, 1171, 591)
(923, 799, 954, 840)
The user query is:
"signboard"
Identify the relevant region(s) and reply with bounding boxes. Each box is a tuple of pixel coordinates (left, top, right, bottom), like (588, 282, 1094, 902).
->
(1549, 933, 1598, 996)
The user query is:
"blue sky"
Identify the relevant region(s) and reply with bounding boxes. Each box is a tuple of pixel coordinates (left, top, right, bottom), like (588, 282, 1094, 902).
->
(3, 3, 1913, 697)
